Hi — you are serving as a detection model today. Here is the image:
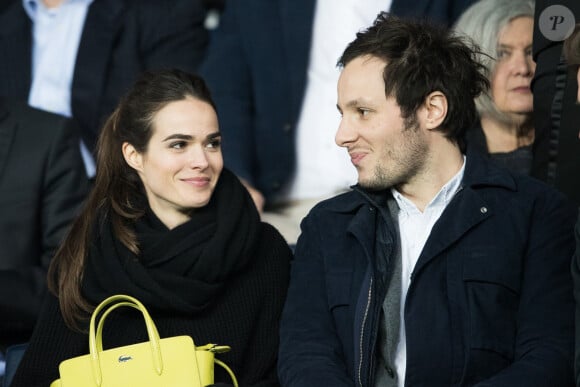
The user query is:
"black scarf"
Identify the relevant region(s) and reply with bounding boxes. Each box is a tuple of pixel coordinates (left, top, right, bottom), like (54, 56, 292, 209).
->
(82, 168, 261, 314)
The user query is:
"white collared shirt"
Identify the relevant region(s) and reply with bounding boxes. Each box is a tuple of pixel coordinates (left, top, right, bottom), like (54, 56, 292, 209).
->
(23, 0, 95, 177)
(392, 156, 466, 387)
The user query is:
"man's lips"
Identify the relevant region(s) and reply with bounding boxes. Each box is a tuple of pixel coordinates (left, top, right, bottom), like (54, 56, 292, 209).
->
(349, 152, 366, 166)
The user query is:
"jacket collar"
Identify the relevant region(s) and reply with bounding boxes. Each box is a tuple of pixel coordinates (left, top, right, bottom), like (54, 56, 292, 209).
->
(461, 149, 517, 191)
(322, 149, 517, 214)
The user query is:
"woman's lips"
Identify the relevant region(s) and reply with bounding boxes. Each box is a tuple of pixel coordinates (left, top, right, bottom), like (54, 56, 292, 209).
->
(182, 177, 210, 187)
(512, 86, 531, 93)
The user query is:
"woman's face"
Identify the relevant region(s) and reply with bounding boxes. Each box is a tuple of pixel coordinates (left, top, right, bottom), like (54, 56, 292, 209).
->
(123, 97, 223, 228)
(491, 16, 535, 121)
(577, 67, 580, 139)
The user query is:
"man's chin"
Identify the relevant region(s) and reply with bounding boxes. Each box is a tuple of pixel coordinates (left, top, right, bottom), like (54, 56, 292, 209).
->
(358, 179, 390, 192)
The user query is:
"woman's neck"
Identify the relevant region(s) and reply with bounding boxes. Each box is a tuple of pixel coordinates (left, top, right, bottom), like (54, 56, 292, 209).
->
(480, 115, 534, 153)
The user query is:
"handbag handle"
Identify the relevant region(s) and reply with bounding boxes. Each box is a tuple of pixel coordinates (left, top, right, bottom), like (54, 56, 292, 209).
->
(94, 301, 161, 353)
(89, 295, 164, 386)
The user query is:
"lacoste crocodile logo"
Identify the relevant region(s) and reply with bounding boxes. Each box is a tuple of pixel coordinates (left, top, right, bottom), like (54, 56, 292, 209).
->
(118, 355, 133, 363)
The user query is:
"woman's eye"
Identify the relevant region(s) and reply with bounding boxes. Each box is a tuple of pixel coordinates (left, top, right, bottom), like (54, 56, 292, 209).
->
(496, 49, 510, 60)
(170, 141, 186, 149)
(207, 138, 221, 149)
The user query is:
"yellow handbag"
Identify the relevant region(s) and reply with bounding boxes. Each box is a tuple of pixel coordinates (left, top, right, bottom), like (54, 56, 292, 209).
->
(50, 294, 238, 387)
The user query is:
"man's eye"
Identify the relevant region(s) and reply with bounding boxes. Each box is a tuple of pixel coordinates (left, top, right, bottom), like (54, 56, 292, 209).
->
(358, 108, 370, 117)
(170, 141, 186, 149)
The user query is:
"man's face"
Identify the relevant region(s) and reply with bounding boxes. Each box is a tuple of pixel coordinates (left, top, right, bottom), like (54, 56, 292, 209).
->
(335, 55, 429, 190)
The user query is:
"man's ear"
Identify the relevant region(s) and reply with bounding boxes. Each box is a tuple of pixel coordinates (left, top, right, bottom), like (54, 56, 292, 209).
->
(122, 142, 143, 172)
(424, 91, 448, 130)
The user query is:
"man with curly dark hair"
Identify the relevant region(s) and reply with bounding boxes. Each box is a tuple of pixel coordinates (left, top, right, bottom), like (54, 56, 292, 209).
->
(279, 13, 577, 387)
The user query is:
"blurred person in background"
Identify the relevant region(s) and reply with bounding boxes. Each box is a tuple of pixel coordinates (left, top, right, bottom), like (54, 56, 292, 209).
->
(532, 0, 580, 205)
(0, 0, 208, 178)
(454, 0, 536, 175)
(0, 98, 88, 372)
(563, 23, 580, 386)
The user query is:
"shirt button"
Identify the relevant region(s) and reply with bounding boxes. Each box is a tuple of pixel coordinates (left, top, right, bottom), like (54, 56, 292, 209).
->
(480, 206, 488, 214)
(282, 122, 292, 132)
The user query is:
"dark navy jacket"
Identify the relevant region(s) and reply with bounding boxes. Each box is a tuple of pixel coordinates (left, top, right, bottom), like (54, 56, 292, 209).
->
(279, 152, 576, 386)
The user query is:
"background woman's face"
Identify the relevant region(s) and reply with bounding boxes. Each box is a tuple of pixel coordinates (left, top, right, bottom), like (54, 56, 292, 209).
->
(576, 67, 580, 105)
(124, 97, 223, 228)
(491, 16, 535, 121)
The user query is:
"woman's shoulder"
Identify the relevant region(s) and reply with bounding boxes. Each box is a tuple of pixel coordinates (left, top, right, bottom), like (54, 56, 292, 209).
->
(258, 221, 293, 254)
(249, 222, 292, 275)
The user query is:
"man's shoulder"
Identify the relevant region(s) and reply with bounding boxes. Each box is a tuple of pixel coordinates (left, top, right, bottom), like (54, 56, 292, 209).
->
(309, 190, 365, 214)
(464, 152, 575, 211)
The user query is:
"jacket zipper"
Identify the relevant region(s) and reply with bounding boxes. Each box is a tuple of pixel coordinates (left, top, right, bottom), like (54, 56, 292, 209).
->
(357, 276, 373, 387)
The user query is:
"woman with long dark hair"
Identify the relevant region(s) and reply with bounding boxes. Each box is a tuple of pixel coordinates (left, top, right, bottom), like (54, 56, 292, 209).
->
(11, 69, 292, 386)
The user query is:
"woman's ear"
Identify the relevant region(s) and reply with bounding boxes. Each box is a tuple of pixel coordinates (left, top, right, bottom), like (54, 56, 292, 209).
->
(122, 142, 143, 172)
(424, 91, 448, 130)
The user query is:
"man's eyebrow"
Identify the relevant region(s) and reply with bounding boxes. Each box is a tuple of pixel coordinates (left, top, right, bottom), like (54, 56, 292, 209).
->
(337, 99, 367, 111)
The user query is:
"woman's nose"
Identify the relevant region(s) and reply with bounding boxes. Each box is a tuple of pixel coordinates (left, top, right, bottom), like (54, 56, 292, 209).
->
(188, 146, 209, 169)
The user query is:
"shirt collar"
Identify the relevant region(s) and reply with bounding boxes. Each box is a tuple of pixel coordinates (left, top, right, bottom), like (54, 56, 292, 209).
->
(22, 0, 39, 19)
(22, 0, 94, 20)
(392, 155, 466, 215)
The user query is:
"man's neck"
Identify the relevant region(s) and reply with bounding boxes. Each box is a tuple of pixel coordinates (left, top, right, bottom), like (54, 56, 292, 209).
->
(395, 141, 464, 212)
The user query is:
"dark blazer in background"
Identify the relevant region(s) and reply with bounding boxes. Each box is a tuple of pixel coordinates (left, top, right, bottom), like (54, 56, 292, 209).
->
(200, 0, 476, 203)
(0, 99, 89, 348)
(532, 0, 580, 205)
(0, 0, 208, 152)
(390, 0, 477, 27)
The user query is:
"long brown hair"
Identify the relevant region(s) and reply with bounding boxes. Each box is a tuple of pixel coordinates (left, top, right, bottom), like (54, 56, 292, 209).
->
(48, 69, 216, 330)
